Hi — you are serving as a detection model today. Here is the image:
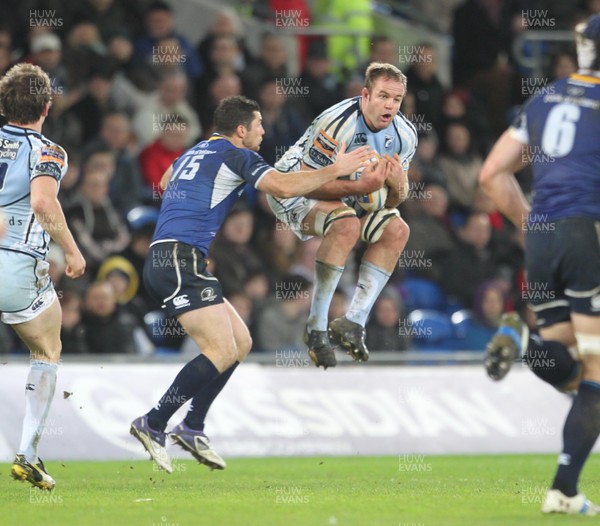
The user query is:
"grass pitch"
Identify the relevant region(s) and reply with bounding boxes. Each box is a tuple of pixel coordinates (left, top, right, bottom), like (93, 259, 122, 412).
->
(1, 454, 599, 526)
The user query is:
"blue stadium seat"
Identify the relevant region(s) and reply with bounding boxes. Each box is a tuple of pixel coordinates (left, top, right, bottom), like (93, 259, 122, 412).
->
(143, 310, 185, 354)
(407, 309, 455, 350)
(127, 205, 159, 231)
(450, 309, 494, 351)
(401, 278, 446, 311)
(450, 309, 474, 339)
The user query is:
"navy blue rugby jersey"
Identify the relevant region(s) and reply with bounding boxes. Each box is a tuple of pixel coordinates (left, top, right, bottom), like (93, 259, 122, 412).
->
(152, 134, 272, 255)
(511, 73, 600, 222)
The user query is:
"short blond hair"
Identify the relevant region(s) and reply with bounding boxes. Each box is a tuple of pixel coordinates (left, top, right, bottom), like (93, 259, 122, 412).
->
(0, 63, 52, 124)
(364, 62, 407, 92)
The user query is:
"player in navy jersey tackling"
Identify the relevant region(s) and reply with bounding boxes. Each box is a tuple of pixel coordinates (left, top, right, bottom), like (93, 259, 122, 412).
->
(480, 14, 600, 515)
(130, 96, 377, 472)
(0, 64, 86, 490)
(269, 62, 417, 368)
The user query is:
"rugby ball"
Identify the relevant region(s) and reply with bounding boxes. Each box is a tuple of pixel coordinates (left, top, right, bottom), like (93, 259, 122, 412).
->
(350, 155, 388, 212)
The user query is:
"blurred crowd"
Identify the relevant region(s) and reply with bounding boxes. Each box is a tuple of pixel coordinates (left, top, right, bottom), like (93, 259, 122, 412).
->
(0, 0, 595, 355)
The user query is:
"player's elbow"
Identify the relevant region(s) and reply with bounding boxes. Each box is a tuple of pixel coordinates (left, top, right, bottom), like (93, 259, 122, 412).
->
(479, 161, 497, 191)
(31, 194, 53, 215)
(259, 174, 295, 199)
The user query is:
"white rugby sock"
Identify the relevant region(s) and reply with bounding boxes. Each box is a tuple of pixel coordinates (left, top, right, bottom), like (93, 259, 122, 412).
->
(18, 360, 58, 463)
(346, 261, 392, 326)
(307, 260, 344, 332)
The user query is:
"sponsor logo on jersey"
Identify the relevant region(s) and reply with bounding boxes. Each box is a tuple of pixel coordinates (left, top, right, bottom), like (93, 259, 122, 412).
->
(353, 133, 367, 144)
(26, 384, 35, 391)
(173, 294, 190, 309)
(0, 138, 21, 160)
(40, 145, 65, 165)
(384, 135, 393, 149)
(200, 287, 218, 302)
(591, 293, 600, 311)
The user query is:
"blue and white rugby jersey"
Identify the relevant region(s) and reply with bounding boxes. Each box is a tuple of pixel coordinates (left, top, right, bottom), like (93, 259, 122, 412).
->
(511, 72, 600, 222)
(152, 134, 273, 255)
(275, 96, 418, 175)
(0, 124, 67, 259)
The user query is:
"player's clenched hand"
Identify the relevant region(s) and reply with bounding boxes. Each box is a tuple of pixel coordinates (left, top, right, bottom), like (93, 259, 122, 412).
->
(65, 250, 86, 278)
(332, 143, 374, 177)
(383, 153, 408, 204)
(359, 157, 387, 194)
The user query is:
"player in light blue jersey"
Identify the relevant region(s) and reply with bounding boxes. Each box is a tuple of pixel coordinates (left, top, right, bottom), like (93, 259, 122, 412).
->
(269, 62, 417, 368)
(0, 64, 86, 490)
(480, 15, 600, 515)
(130, 96, 377, 472)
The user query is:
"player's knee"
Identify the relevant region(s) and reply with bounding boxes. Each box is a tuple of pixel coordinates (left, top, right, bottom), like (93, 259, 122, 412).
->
(237, 331, 253, 360)
(576, 334, 600, 382)
(326, 215, 360, 245)
(380, 218, 410, 251)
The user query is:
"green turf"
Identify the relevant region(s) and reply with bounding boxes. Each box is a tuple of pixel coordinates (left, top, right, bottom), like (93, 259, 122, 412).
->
(1, 454, 599, 526)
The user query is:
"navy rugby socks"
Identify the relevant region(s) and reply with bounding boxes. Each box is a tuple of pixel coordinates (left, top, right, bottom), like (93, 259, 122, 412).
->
(184, 361, 240, 430)
(552, 381, 600, 496)
(147, 354, 219, 432)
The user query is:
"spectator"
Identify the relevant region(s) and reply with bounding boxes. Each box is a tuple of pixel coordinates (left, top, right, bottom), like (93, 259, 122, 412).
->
(241, 33, 289, 100)
(66, 168, 130, 274)
(135, 1, 202, 83)
(60, 289, 89, 354)
(78, 0, 130, 42)
(438, 122, 484, 212)
(132, 71, 201, 148)
(255, 275, 311, 352)
(108, 30, 158, 95)
(197, 73, 242, 136)
(258, 223, 302, 282)
(459, 280, 508, 350)
(66, 63, 116, 144)
(85, 112, 143, 215)
(256, 77, 308, 165)
(297, 39, 342, 119)
(57, 151, 81, 210)
(29, 32, 69, 100)
(452, 0, 518, 134)
(63, 21, 108, 87)
(406, 43, 445, 132)
(98, 206, 161, 322)
(441, 212, 498, 307)
(408, 131, 447, 190)
(366, 287, 409, 351)
(196, 34, 243, 101)
(402, 184, 456, 282)
(196, 7, 250, 72)
(210, 207, 263, 298)
(139, 114, 188, 195)
(439, 89, 492, 156)
(81, 281, 138, 353)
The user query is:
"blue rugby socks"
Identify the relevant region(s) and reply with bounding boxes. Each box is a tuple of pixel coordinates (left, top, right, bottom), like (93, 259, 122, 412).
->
(551, 381, 600, 496)
(184, 361, 240, 430)
(147, 354, 219, 432)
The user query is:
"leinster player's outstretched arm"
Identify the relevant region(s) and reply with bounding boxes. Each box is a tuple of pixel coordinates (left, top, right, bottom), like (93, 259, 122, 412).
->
(257, 143, 373, 198)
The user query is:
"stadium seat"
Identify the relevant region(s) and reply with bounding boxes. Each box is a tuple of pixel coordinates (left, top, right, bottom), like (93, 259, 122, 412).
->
(450, 309, 493, 351)
(143, 310, 185, 354)
(406, 309, 455, 350)
(126, 205, 159, 231)
(400, 278, 446, 311)
(450, 309, 474, 339)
